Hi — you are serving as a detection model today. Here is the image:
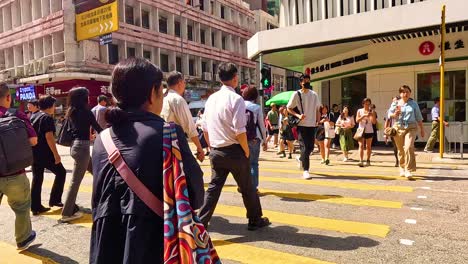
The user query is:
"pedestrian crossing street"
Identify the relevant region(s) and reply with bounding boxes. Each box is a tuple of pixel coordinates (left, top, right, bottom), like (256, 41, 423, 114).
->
(0, 153, 451, 264)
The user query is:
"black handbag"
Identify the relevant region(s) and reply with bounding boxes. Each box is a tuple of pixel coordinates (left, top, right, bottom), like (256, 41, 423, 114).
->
(57, 118, 74, 147)
(288, 91, 303, 128)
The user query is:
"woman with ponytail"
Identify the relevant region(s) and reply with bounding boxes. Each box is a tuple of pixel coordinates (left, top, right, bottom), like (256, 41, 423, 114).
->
(89, 58, 204, 264)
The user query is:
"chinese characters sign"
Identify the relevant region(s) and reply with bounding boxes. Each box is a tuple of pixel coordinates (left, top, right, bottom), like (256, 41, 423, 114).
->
(419, 41, 435, 55)
(76, 0, 119, 41)
(419, 39, 465, 55)
(16, 86, 36, 101)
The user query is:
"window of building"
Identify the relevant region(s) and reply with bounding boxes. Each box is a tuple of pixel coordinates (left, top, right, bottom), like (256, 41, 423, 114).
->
(160, 54, 169, 72)
(175, 21, 181, 37)
(220, 5, 225, 19)
(125, 5, 134, 25)
(127, 47, 136, 58)
(159, 17, 168, 34)
(187, 25, 193, 41)
(210, 1, 215, 15)
(142, 10, 150, 29)
(108, 44, 119, 65)
(200, 1, 204, 11)
(212, 63, 217, 78)
(417, 70, 466, 122)
(202, 61, 207, 73)
(221, 36, 226, 50)
(267, 23, 277, 30)
(176, 57, 182, 72)
(200, 29, 206, 44)
(189, 59, 195, 76)
(211, 32, 215, 47)
(143, 50, 151, 60)
(341, 74, 367, 110)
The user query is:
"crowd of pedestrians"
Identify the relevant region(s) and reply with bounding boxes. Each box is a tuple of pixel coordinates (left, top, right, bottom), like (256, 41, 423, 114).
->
(0, 56, 441, 263)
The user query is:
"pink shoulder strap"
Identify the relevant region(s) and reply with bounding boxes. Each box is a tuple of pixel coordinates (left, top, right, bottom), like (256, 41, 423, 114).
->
(100, 129, 163, 218)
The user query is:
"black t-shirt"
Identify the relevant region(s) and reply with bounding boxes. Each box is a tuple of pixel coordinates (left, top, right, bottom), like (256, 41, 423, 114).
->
(31, 112, 56, 165)
(69, 108, 103, 140)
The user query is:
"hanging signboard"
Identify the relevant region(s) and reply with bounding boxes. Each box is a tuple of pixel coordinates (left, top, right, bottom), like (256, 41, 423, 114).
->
(75, 0, 119, 42)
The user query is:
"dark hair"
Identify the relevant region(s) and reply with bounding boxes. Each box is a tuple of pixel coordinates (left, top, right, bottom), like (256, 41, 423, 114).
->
(300, 75, 311, 82)
(242, 87, 259, 102)
(66, 87, 89, 119)
(332, 104, 338, 108)
(28, 99, 39, 108)
(433, 97, 440, 103)
(0, 83, 8, 98)
(362, 98, 372, 105)
(341, 105, 352, 119)
(399, 85, 412, 93)
(167, 71, 184, 87)
(38, 95, 56, 110)
(107, 57, 163, 125)
(97, 95, 108, 104)
(319, 104, 329, 114)
(218, 62, 238, 82)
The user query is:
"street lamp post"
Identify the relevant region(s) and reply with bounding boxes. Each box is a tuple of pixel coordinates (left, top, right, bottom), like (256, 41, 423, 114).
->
(179, 4, 201, 74)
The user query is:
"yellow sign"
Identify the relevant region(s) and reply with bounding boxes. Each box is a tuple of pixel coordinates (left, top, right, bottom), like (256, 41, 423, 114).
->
(76, 1, 119, 42)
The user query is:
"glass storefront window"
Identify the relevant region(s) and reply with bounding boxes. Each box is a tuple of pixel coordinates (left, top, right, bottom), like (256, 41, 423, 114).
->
(417, 70, 466, 122)
(341, 74, 367, 114)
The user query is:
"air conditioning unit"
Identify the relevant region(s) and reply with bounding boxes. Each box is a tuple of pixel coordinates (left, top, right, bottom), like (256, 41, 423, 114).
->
(14, 66, 24, 77)
(202, 72, 211, 81)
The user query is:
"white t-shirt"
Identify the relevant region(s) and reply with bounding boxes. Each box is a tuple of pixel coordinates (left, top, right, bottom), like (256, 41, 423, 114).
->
(287, 89, 321, 127)
(357, 108, 374, 133)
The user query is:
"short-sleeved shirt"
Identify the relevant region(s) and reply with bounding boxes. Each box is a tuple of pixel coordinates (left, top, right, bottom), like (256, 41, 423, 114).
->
(357, 109, 374, 133)
(160, 89, 198, 139)
(0, 106, 37, 177)
(91, 105, 108, 129)
(431, 104, 440, 121)
(31, 112, 56, 165)
(267, 110, 279, 125)
(287, 89, 321, 127)
(388, 99, 423, 128)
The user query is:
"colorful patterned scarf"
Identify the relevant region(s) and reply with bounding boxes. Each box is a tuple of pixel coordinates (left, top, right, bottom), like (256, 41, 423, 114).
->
(163, 123, 221, 264)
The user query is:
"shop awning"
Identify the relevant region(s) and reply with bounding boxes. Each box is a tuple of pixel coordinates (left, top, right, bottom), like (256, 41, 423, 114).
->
(248, 0, 468, 71)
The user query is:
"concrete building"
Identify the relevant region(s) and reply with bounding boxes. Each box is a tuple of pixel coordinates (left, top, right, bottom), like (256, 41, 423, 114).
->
(0, 0, 257, 106)
(248, 0, 468, 143)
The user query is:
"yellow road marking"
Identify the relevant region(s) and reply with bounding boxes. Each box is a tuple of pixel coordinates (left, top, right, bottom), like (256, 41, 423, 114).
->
(214, 205, 390, 238)
(0, 242, 58, 263)
(213, 240, 334, 264)
(221, 186, 402, 209)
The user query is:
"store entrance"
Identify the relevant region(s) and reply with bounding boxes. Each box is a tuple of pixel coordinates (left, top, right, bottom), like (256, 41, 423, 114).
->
(322, 73, 367, 114)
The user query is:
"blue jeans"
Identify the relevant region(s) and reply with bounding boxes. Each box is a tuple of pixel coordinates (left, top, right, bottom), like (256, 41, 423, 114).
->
(0, 173, 33, 243)
(248, 139, 261, 190)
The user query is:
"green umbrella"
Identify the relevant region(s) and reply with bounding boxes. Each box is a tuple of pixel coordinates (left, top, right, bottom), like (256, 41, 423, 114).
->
(265, 91, 295, 106)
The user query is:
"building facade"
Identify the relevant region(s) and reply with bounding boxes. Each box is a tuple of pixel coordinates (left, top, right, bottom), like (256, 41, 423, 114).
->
(0, 0, 256, 106)
(249, 0, 468, 143)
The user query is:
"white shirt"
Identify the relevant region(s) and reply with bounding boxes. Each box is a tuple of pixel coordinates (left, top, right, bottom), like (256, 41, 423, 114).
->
(160, 89, 198, 138)
(287, 89, 321, 127)
(202, 85, 246, 148)
(357, 108, 374, 133)
(245, 100, 267, 141)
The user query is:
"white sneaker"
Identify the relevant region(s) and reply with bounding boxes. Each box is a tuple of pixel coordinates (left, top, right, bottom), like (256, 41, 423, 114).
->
(343, 157, 348, 162)
(60, 212, 83, 223)
(404, 170, 413, 178)
(320, 159, 325, 164)
(399, 168, 405, 177)
(296, 156, 302, 169)
(303, 171, 312, 180)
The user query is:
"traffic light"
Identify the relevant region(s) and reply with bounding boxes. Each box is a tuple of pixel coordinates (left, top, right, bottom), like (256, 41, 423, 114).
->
(260, 67, 271, 88)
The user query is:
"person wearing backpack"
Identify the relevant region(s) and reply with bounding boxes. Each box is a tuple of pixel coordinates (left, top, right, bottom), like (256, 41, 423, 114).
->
(30, 95, 67, 215)
(242, 87, 267, 193)
(0, 82, 38, 250)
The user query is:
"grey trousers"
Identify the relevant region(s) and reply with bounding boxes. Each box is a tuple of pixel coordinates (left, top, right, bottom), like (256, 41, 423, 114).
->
(62, 140, 90, 217)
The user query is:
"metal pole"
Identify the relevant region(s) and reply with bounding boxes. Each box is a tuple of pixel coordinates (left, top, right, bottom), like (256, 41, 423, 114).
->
(439, 5, 446, 159)
(259, 53, 264, 111)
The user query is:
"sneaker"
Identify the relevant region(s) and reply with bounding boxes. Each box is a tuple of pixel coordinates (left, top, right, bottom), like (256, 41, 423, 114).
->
(49, 202, 64, 208)
(394, 162, 399, 167)
(60, 212, 83, 223)
(320, 159, 325, 164)
(296, 156, 302, 169)
(404, 170, 413, 178)
(358, 161, 364, 167)
(342, 157, 348, 162)
(366, 160, 371, 167)
(399, 168, 405, 177)
(288, 154, 292, 159)
(325, 159, 330, 165)
(32, 206, 50, 216)
(303, 171, 312, 180)
(17, 231, 36, 251)
(248, 217, 271, 231)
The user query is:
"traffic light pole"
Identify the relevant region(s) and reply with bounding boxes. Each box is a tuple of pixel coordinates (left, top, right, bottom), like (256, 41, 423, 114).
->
(258, 53, 264, 113)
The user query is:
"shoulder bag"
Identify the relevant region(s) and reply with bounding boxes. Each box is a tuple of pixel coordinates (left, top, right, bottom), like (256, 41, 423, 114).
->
(57, 118, 74, 147)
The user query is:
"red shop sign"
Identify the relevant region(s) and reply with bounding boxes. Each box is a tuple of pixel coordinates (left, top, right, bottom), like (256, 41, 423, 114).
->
(419, 41, 435, 56)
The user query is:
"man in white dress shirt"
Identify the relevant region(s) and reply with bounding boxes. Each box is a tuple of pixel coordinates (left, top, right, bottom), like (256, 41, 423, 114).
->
(199, 62, 270, 231)
(160, 71, 205, 162)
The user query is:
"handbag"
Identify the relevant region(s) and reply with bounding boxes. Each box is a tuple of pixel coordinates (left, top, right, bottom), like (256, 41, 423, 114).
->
(324, 122, 335, 138)
(288, 91, 303, 128)
(56, 118, 74, 147)
(334, 126, 342, 135)
(353, 127, 365, 140)
(100, 125, 221, 264)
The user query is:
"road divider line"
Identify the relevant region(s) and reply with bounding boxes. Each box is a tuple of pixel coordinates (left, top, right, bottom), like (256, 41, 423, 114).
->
(417, 196, 427, 199)
(399, 239, 415, 246)
(0, 242, 58, 263)
(410, 207, 423, 211)
(212, 239, 334, 264)
(214, 205, 390, 238)
(221, 186, 403, 209)
(404, 219, 417, 224)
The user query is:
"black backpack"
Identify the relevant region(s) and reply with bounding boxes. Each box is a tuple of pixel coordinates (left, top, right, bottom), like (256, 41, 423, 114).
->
(245, 109, 258, 141)
(0, 109, 33, 175)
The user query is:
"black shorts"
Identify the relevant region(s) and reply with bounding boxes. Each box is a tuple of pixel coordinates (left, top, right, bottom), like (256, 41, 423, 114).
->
(268, 128, 279, 135)
(363, 133, 374, 139)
